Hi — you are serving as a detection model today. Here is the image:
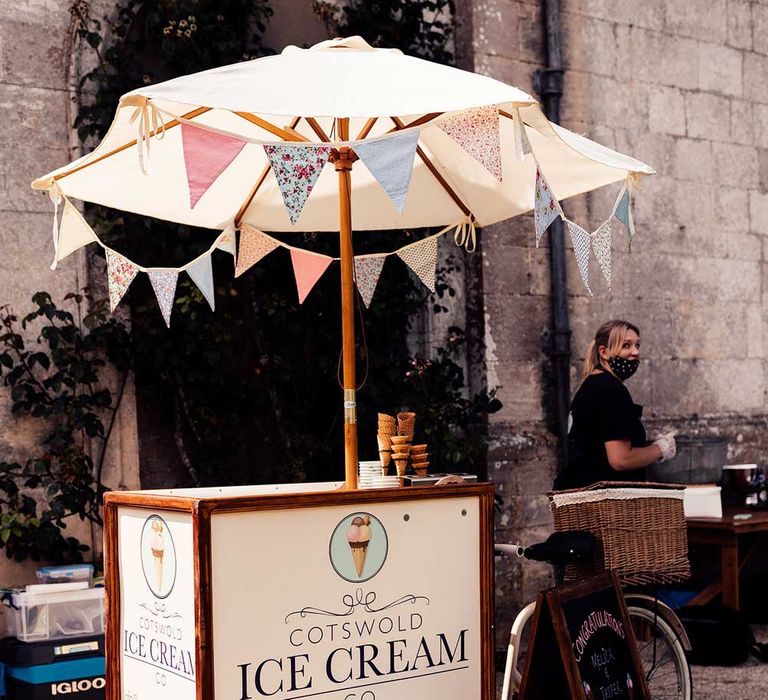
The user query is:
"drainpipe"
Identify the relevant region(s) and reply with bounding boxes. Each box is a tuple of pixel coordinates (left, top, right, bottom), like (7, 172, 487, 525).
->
(534, 0, 570, 473)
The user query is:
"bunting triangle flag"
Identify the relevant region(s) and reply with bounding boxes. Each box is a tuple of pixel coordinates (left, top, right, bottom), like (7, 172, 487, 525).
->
(521, 124, 532, 155)
(106, 250, 139, 312)
(613, 187, 635, 241)
(534, 168, 561, 246)
(591, 220, 612, 289)
(235, 224, 280, 278)
(148, 270, 178, 328)
(354, 256, 386, 308)
(353, 130, 420, 213)
(216, 227, 236, 257)
(397, 236, 438, 294)
(436, 106, 503, 181)
(53, 201, 98, 266)
(264, 144, 331, 224)
(290, 249, 333, 304)
(567, 222, 592, 294)
(187, 256, 215, 311)
(181, 123, 247, 209)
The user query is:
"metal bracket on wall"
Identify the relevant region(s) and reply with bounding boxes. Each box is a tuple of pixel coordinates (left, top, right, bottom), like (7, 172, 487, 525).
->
(533, 68, 564, 99)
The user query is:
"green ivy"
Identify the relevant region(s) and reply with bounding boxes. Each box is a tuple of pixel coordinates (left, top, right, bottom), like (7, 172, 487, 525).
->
(0, 292, 130, 562)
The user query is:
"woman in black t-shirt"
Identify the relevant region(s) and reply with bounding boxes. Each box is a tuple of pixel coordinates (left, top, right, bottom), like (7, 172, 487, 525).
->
(555, 320, 676, 490)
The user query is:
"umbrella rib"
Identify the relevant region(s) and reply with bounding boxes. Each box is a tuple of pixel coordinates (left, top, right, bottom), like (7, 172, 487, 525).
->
(390, 116, 471, 218)
(51, 106, 211, 183)
(233, 112, 308, 141)
(385, 112, 443, 133)
(305, 118, 331, 142)
(356, 118, 378, 140)
(234, 116, 303, 226)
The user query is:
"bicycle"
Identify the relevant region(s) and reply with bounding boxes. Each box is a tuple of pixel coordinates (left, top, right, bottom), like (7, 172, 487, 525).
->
(495, 535, 693, 700)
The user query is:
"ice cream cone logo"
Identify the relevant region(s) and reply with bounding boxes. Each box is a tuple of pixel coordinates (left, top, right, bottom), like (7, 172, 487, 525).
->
(346, 516, 371, 578)
(141, 515, 177, 599)
(330, 512, 388, 583)
(151, 520, 165, 590)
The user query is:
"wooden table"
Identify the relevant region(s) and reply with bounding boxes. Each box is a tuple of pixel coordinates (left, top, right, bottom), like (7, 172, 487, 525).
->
(686, 508, 768, 611)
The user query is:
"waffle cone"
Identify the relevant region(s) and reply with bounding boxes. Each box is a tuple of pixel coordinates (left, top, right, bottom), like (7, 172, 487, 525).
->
(394, 459, 408, 477)
(377, 434, 392, 452)
(379, 450, 392, 467)
(349, 540, 369, 577)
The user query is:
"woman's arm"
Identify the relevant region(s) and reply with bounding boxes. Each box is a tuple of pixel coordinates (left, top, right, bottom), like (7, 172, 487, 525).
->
(604, 440, 662, 471)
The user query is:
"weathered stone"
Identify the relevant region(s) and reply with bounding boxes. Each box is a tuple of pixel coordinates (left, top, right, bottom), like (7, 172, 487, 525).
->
(698, 42, 743, 97)
(727, 0, 754, 51)
(753, 3, 768, 56)
(731, 98, 756, 145)
(631, 28, 699, 90)
(674, 138, 713, 181)
(665, 0, 728, 43)
(649, 86, 687, 136)
(744, 52, 768, 104)
(685, 92, 732, 140)
(712, 141, 759, 187)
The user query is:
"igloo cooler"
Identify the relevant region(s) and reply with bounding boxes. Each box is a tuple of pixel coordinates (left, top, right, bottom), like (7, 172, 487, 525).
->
(0, 634, 105, 699)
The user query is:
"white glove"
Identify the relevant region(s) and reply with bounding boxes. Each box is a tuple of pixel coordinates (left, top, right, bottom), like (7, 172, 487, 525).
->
(653, 433, 677, 462)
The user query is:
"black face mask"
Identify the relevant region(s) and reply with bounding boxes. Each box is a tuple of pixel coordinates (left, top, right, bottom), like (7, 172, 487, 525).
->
(607, 356, 639, 381)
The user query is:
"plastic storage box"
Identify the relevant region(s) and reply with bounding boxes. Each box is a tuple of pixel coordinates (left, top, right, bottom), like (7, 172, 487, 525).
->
(5, 588, 104, 642)
(0, 634, 105, 699)
(36, 565, 94, 587)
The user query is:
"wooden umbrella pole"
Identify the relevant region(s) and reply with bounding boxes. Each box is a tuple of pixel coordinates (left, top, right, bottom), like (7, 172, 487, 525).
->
(335, 118, 358, 490)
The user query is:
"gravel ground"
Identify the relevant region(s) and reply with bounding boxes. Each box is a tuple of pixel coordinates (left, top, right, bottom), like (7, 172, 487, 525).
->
(690, 625, 768, 700)
(496, 625, 768, 699)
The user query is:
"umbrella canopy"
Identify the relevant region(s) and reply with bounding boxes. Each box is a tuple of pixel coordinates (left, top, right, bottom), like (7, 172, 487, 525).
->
(32, 36, 653, 490)
(33, 36, 652, 233)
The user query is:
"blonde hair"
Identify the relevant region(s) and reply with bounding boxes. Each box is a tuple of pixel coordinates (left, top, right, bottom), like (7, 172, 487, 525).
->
(580, 320, 640, 384)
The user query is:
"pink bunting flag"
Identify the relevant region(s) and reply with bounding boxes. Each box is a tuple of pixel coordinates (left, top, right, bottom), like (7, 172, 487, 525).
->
(264, 144, 331, 225)
(437, 106, 502, 181)
(354, 256, 386, 308)
(106, 250, 139, 312)
(290, 249, 332, 304)
(181, 123, 247, 208)
(235, 224, 280, 278)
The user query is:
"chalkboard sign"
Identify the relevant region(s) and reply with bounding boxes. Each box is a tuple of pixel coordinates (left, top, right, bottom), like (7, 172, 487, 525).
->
(518, 573, 650, 700)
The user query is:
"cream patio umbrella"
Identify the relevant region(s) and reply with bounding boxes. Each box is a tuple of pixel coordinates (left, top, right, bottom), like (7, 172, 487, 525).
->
(32, 35, 654, 490)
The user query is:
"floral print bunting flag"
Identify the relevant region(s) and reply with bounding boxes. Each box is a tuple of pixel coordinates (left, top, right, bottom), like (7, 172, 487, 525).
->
(354, 256, 386, 308)
(534, 168, 561, 246)
(264, 144, 331, 225)
(106, 250, 139, 312)
(591, 220, 612, 289)
(235, 224, 280, 277)
(148, 270, 179, 327)
(436, 106, 503, 181)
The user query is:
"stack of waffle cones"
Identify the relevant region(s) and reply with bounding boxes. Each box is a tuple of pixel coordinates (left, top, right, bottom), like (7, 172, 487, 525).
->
(410, 444, 429, 476)
(377, 413, 396, 468)
(391, 436, 411, 477)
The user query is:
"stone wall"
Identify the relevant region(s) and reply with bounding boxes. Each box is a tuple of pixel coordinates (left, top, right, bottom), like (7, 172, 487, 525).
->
(0, 0, 140, 604)
(459, 0, 768, 646)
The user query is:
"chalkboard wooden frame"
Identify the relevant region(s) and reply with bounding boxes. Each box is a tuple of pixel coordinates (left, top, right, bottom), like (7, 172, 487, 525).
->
(518, 572, 651, 700)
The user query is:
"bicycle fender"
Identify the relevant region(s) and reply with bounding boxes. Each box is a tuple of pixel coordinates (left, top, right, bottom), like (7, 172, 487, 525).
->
(624, 593, 692, 651)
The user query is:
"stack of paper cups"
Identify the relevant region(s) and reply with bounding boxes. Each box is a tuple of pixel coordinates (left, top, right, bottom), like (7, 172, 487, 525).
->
(358, 460, 384, 489)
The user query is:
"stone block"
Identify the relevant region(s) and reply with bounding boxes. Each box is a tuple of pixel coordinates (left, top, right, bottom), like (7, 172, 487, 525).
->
(568, 0, 665, 31)
(744, 53, 768, 104)
(712, 141, 759, 187)
(749, 190, 768, 234)
(0, 19, 67, 89)
(631, 28, 699, 90)
(489, 361, 545, 423)
(754, 3, 768, 55)
(714, 186, 750, 233)
(649, 85, 686, 136)
(561, 13, 618, 77)
(698, 42, 743, 97)
(516, 2, 544, 63)
(0, 84, 70, 150)
(753, 104, 768, 149)
(674, 180, 715, 228)
(665, 0, 727, 42)
(731, 99, 755, 145)
(727, 0, 754, 50)
(674, 138, 713, 181)
(685, 92, 732, 140)
(484, 294, 550, 362)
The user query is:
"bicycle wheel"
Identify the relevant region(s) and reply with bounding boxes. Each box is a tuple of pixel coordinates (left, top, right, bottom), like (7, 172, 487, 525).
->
(626, 602, 692, 700)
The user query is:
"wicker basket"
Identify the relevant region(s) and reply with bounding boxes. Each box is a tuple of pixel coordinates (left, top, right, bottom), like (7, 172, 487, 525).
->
(548, 481, 691, 586)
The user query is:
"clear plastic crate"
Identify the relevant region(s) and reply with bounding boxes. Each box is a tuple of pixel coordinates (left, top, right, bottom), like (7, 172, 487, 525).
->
(36, 564, 94, 587)
(5, 587, 104, 642)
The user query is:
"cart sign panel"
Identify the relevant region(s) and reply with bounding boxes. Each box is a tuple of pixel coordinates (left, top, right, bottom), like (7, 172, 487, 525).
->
(211, 497, 482, 700)
(118, 507, 196, 699)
